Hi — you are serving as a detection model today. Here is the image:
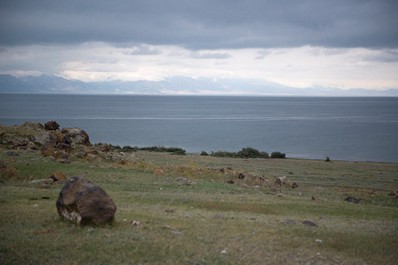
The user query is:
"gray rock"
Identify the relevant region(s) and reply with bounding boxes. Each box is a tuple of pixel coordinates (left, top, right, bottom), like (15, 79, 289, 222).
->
(33, 131, 51, 146)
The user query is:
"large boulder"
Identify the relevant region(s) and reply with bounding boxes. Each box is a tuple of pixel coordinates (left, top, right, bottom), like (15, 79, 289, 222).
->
(44, 120, 60, 131)
(56, 176, 116, 225)
(61, 128, 91, 147)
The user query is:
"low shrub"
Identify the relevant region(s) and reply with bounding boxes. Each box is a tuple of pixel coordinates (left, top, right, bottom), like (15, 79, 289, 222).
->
(119, 145, 187, 155)
(121, 145, 138, 152)
(271, 151, 286, 158)
(211, 151, 238, 158)
(211, 147, 269, 159)
(238, 147, 269, 158)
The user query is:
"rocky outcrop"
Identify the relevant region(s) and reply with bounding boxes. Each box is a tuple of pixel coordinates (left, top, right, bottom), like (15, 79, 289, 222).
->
(0, 121, 131, 163)
(0, 121, 94, 160)
(0, 121, 91, 149)
(56, 176, 117, 225)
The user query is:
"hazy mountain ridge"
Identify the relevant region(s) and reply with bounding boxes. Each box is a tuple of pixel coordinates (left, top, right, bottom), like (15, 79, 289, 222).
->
(0, 74, 397, 96)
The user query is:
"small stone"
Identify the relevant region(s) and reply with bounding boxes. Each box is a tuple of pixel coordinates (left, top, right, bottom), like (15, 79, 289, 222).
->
(48, 171, 66, 182)
(344, 196, 361, 204)
(131, 220, 142, 226)
(176, 177, 192, 185)
(315, 239, 323, 243)
(220, 249, 227, 254)
(302, 220, 317, 227)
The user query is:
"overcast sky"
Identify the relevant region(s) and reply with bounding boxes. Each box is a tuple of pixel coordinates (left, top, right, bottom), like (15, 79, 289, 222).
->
(1, 0, 398, 91)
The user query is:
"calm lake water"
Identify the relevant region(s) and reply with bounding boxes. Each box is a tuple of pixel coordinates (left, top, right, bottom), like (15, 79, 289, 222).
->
(1, 94, 398, 163)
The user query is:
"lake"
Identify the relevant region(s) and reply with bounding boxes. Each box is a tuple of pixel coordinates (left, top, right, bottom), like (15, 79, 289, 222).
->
(1, 94, 397, 162)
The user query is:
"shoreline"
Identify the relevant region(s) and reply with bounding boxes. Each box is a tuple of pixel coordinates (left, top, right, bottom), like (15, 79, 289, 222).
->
(1, 120, 398, 165)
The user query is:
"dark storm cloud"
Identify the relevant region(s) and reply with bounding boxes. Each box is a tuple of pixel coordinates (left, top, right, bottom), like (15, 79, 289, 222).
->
(1, 0, 397, 49)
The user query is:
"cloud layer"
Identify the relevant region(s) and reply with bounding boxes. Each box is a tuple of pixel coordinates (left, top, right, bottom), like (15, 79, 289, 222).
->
(1, 0, 397, 49)
(1, 0, 398, 91)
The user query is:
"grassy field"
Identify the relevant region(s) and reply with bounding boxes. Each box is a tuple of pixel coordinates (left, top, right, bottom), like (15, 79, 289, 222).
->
(1, 147, 398, 265)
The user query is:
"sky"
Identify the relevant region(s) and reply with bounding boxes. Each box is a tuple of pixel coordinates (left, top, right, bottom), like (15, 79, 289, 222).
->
(1, 0, 398, 92)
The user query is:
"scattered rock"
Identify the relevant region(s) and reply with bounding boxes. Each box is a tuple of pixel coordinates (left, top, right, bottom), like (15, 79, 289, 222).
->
(176, 177, 192, 185)
(291, 182, 299, 189)
(238, 173, 246, 179)
(311, 196, 316, 201)
(302, 220, 318, 227)
(130, 220, 142, 226)
(30, 178, 55, 185)
(275, 176, 287, 186)
(44, 121, 60, 131)
(56, 176, 117, 225)
(48, 171, 66, 182)
(344, 196, 361, 204)
(315, 239, 323, 243)
(226, 180, 234, 184)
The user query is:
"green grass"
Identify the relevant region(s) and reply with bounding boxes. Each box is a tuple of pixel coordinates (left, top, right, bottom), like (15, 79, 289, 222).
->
(1, 148, 398, 264)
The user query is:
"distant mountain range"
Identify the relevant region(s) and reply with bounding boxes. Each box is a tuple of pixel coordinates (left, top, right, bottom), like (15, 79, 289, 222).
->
(0, 74, 397, 96)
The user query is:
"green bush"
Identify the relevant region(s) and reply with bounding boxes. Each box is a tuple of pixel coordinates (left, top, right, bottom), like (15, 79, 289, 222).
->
(140, 146, 186, 154)
(238, 147, 269, 158)
(271, 152, 286, 158)
(119, 145, 186, 155)
(121, 145, 138, 152)
(210, 147, 269, 159)
(211, 151, 237, 158)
